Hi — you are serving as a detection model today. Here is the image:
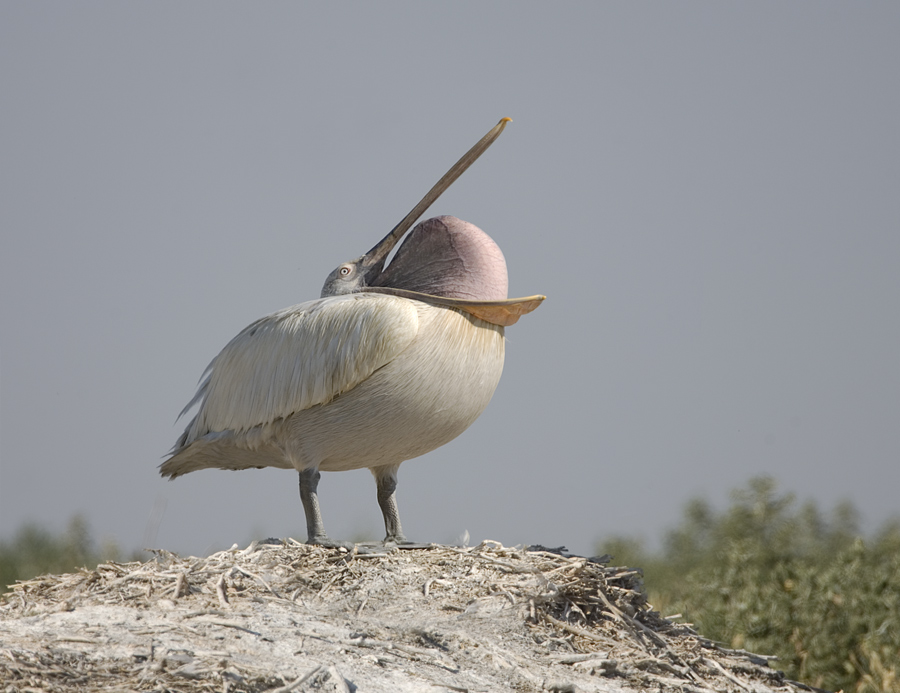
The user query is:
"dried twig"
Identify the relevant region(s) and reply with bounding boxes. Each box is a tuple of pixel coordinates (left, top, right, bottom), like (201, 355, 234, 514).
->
(269, 664, 324, 692)
(542, 612, 609, 645)
(173, 571, 186, 599)
(216, 573, 229, 608)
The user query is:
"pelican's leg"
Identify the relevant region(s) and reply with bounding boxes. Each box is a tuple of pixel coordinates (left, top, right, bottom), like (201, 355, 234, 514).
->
(298, 468, 346, 547)
(372, 465, 408, 544)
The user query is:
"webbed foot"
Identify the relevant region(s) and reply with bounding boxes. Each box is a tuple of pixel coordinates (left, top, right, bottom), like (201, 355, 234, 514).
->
(306, 533, 354, 550)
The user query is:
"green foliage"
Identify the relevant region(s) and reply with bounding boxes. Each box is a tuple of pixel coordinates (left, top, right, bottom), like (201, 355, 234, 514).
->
(0, 515, 142, 594)
(597, 477, 900, 693)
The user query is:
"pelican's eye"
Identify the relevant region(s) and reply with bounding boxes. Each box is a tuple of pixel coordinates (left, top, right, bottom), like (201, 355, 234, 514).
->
(339, 265, 353, 277)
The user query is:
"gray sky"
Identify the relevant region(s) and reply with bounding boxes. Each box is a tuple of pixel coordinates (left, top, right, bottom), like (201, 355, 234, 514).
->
(2, 3, 898, 558)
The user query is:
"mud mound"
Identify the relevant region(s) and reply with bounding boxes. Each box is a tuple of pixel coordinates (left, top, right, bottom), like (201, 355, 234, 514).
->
(0, 540, 812, 692)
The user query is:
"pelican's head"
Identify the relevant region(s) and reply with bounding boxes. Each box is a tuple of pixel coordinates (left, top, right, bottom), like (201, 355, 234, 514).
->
(321, 118, 511, 299)
(320, 118, 544, 326)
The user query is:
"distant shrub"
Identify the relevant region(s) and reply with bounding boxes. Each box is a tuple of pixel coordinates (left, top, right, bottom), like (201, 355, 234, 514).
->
(597, 477, 900, 693)
(0, 515, 142, 594)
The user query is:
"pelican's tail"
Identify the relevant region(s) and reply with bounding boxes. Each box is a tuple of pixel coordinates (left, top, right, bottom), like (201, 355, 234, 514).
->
(160, 431, 292, 479)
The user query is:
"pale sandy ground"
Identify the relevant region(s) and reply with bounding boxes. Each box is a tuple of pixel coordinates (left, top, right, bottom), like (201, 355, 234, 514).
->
(0, 540, 819, 693)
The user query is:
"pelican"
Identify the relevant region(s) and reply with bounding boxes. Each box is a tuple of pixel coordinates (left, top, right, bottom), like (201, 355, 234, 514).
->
(161, 118, 544, 546)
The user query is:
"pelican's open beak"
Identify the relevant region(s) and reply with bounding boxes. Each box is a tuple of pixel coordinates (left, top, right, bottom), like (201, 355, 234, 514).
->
(360, 118, 513, 284)
(359, 117, 545, 326)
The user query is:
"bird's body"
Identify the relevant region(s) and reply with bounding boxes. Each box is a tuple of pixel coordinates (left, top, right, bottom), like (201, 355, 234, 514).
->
(161, 120, 543, 545)
(163, 294, 504, 477)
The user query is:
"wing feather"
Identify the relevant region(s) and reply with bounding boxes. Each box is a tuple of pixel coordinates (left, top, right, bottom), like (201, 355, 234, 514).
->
(179, 293, 419, 445)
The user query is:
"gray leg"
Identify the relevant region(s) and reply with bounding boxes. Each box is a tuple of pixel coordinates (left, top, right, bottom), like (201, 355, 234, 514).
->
(373, 465, 407, 544)
(298, 468, 344, 546)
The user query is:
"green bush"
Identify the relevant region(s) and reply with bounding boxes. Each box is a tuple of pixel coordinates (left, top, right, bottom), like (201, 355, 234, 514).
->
(0, 515, 142, 594)
(597, 477, 900, 693)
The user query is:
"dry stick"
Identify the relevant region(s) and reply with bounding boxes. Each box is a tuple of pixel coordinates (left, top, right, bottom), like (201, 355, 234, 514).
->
(548, 652, 611, 664)
(346, 637, 458, 673)
(608, 569, 643, 580)
(292, 631, 336, 646)
(216, 574, 229, 608)
(238, 540, 260, 556)
(701, 656, 752, 692)
(544, 560, 585, 577)
(591, 588, 651, 651)
(633, 657, 692, 678)
(473, 554, 538, 574)
(443, 546, 537, 574)
(269, 664, 325, 693)
(681, 686, 724, 693)
(204, 619, 262, 636)
(542, 612, 610, 645)
(172, 572, 186, 599)
(595, 587, 703, 681)
(350, 551, 392, 560)
(427, 681, 469, 692)
(542, 680, 580, 693)
(593, 585, 677, 656)
(53, 636, 98, 644)
(230, 565, 282, 599)
(703, 640, 776, 663)
(315, 570, 344, 599)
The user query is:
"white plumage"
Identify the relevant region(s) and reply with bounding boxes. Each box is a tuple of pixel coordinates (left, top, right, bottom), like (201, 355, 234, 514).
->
(164, 295, 504, 479)
(178, 294, 419, 445)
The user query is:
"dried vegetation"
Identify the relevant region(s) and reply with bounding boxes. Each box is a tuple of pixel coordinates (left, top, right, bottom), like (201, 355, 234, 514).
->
(1, 540, 819, 693)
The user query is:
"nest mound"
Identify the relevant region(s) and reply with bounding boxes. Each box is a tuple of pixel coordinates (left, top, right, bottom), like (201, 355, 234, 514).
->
(1, 540, 811, 693)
